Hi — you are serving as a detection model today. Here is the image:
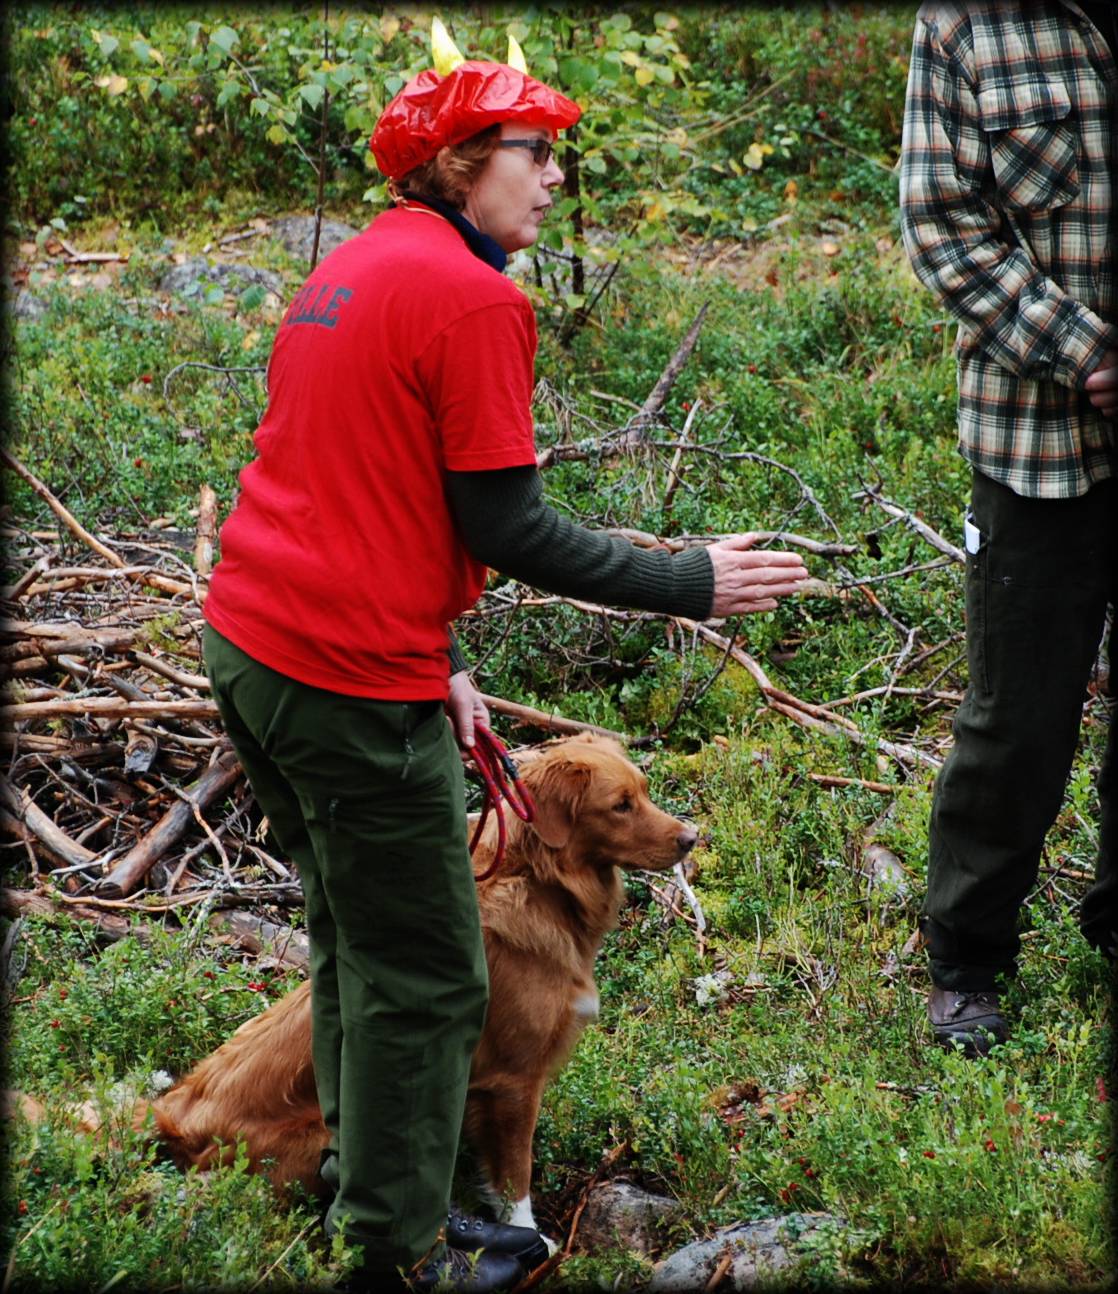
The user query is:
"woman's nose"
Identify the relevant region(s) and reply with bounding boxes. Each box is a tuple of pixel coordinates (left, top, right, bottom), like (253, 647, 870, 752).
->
(542, 156, 565, 188)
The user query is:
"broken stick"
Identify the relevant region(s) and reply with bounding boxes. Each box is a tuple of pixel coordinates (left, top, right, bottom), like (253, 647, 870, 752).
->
(96, 749, 242, 898)
(621, 301, 710, 450)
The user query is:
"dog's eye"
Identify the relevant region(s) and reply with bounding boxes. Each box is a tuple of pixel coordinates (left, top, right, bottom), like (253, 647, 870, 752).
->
(612, 797, 632, 814)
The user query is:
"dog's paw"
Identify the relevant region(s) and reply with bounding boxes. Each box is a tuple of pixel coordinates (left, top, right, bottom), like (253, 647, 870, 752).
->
(504, 1195, 536, 1230)
(541, 1233, 559, 1257)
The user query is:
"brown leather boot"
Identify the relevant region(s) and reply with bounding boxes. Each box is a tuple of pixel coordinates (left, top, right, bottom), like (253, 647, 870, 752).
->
(927, 986, 1008, 1057)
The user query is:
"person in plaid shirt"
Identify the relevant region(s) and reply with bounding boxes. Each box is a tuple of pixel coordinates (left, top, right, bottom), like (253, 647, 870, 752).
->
(900, 1, 1117, 1055)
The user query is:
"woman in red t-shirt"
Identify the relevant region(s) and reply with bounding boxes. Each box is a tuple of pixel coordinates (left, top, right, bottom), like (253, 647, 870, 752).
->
(204, 25, 808, 1294)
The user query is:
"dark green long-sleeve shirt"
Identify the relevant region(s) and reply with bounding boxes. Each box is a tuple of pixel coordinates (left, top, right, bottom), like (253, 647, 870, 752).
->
(446, 467, 714, 667)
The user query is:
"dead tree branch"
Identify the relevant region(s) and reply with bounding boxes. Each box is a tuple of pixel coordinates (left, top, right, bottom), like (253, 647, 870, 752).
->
(96, 749, 242, 898)
(855, 484, 965, 563)
(621, 302, 710, 450)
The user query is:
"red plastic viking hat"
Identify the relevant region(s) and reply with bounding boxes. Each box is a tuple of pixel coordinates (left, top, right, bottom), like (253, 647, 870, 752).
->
(370, 18, 581, 181)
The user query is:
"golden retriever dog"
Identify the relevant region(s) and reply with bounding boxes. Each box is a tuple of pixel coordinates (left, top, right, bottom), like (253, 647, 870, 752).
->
(10, 735, 696, 1239)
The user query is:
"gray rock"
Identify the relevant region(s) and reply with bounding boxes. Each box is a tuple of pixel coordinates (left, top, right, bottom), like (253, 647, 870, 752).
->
(865, 846, 910, 899)
(270, 215, 361, 263)
(10, 289, 47, 319)
(159, 257, 284, 300)
(647, 1212, 845, 1292)
(575, 1180, 682, 1256)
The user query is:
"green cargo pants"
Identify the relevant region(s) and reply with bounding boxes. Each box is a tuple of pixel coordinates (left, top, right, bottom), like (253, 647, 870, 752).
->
(203, 625, 488, 1274)
(923, 469, 1117, 991)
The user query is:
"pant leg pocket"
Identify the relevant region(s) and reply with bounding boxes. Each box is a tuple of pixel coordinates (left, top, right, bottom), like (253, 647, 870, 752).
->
(400, 700, 446, 784)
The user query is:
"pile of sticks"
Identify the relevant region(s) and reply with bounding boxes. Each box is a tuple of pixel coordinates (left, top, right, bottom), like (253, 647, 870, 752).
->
(0, 463, 604, 946)
(1, 463, 275, 942)
(1, 368, 963, 950)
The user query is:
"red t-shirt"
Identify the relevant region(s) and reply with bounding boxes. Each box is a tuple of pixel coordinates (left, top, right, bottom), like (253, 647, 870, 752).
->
(203, 205, 538, 699)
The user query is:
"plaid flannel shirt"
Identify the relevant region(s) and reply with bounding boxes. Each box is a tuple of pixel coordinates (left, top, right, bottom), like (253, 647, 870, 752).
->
(900, 1, 1117, 498)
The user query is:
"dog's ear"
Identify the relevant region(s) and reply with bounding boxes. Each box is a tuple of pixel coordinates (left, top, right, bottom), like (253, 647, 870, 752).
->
(525, 758, 592, 849)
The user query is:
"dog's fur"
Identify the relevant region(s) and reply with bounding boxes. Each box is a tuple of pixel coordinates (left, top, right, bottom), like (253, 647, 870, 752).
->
(10, 735, 695, 1234)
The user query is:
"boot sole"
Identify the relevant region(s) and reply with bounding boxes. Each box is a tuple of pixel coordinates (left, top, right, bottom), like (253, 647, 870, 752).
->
(932, 1025, 1007, 1058)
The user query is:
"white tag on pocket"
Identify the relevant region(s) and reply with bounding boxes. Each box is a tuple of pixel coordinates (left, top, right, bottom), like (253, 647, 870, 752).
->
(964, 513, 981, 555)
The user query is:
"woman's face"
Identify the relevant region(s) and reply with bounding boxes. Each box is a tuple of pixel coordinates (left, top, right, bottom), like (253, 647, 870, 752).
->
(462, 122, 565, 253)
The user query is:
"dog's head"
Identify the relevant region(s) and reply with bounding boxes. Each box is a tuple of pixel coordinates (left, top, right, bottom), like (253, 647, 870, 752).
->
(513, 733, 697, 873)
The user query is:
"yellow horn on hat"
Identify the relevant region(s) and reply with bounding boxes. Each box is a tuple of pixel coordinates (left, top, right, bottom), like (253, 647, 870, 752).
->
(506, 32, 528, 74)
(431, 16, 465, 77)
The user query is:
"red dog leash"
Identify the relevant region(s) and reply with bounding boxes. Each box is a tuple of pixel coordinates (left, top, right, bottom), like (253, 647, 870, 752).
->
(467, 725, 535, 882)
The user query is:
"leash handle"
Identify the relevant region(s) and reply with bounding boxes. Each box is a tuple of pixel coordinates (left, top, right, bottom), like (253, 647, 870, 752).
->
(467, 725, 535, 882)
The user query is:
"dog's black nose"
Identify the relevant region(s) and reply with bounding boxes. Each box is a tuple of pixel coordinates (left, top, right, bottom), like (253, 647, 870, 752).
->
(677, 826, 698, 855)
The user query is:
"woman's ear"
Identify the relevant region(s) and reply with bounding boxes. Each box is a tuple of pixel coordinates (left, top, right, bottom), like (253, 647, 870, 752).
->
(525, 758, 592, 849)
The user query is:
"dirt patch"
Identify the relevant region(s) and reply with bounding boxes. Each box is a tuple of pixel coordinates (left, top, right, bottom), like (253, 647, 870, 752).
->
(659, 228, 911, 298)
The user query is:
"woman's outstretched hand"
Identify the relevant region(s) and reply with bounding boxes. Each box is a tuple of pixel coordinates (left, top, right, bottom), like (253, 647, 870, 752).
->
(706, 533, 810, 617)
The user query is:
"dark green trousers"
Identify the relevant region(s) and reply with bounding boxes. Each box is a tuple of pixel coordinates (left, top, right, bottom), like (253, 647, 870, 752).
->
(203, 625, 488, 1273)
(923, 469, 1117, 991)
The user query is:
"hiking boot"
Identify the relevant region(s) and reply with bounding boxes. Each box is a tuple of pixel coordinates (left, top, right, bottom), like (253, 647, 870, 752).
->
(407, 1246, 525, 1292)
(927, 986, 1008, 1057)
(337, 1247, 524, 1294)
(447, 1208, 549, 1270)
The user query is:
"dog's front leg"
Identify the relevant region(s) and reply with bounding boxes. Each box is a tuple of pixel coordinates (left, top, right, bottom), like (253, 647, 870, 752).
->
(468, 1079, 558, 1253)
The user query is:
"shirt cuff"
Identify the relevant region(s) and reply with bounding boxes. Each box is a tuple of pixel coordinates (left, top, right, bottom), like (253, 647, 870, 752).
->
(1053, 304, 1118, 389)
(668, 545, 716, 620)
(448, 630, 469, 677)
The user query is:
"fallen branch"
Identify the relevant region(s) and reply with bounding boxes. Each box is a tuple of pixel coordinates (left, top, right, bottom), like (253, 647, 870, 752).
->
(1, 887, 310, 970)
(662, 398, 700, 516)
(647, 860, 708, 957)
(808, 773, 895, 794)
(58, 237, 129, 264)
(478, 595, 941, 770)
(218, 224, 270, 247)
(802, 126, 898, 172)
(161, 361, 267, 403)
(194, 484, 218, 577)
(704, 1251, 735, 1293)
(649, 443, 841, 538)
(621, 302, 710, 450)
(96, 749, 242, 898)
(480, 693, 627, 742)
(0, 733, 125, 759)
(18, 566, 164, 596)
(207, 908, 310, 970)
(767, 697, 939, 769)
(824, 684, 964, 709)
(1, 555, 50, 602)
(3, 697, 220, 721)
(0, 449, 198, 599)
(678, 618, 942, 770)
(2, 448, 126, 567)
(0, 777, 98, 870)
(605, 527, 856, 558)
(1, 629, 142, 667)
(855, 485, 965, 563)
(131, 651, 211, 691)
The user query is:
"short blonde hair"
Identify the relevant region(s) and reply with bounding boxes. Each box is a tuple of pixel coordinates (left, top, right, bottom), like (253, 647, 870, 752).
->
(397, 125, 501, 210)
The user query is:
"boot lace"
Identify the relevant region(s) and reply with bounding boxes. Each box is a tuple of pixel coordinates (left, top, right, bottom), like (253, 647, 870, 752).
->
(950, 991, 998, 1017)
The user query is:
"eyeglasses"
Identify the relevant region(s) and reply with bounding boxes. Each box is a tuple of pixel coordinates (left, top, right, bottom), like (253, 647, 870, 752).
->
(496, 138, 554, 167)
